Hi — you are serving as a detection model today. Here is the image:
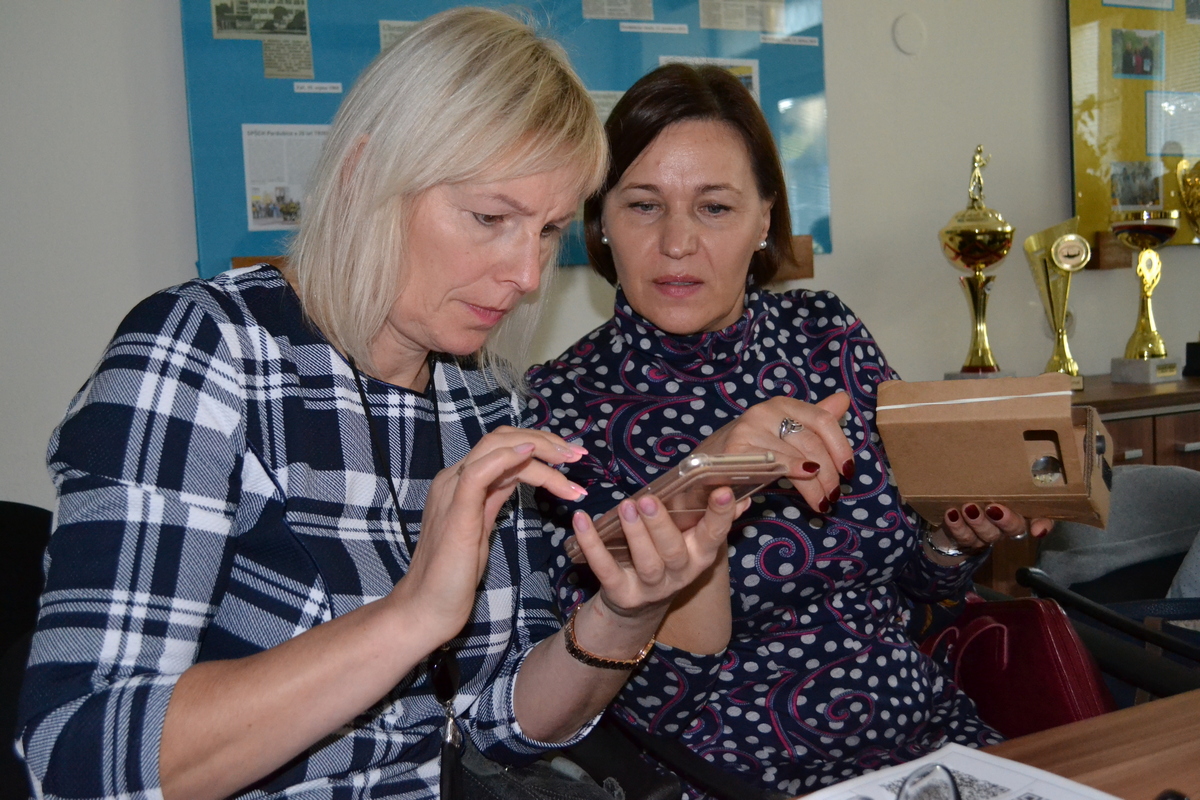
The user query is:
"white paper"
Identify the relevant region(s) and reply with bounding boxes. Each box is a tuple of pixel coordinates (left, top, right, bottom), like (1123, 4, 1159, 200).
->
(620, 21, 686, 33)
(793, 744, 1119, 800)
(379, 20, 420, 51)
(242, 124, 329, 231)
(761, 33, 819, 45)
(1146, 90, 1200, 158)
(659, 55, 759, 100)
(583, 0, 654, 20)
(588, 90, 625, 123)
(700, 0, 786, 32)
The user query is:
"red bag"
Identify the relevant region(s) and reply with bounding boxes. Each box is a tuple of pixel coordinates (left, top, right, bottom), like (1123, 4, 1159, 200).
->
(919, 597, 1117, 738)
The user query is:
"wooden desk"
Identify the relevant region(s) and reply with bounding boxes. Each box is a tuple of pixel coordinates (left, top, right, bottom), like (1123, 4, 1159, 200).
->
(984, 688, 1200, 800)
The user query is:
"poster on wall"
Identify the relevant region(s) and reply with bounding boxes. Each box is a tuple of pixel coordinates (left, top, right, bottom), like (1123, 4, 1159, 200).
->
(183, 0, 829, 278)
(1069, 0, 1200, 243)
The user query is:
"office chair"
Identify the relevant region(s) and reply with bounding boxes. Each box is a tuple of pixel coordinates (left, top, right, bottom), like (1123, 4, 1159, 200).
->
(0, 501, 52, 800)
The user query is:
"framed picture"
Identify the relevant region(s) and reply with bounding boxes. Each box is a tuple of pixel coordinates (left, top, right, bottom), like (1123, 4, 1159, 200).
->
(1069, 0, 1200, 244)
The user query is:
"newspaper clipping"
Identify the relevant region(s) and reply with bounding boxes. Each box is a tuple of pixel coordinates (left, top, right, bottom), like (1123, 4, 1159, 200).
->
(699, 0, 786, 32)
(379, 20, 420, 52)
(263, 38, 313, 79)
(583, 0, 655, 21)
(213, 0, 309, 40)
(242, 124, 328, 231)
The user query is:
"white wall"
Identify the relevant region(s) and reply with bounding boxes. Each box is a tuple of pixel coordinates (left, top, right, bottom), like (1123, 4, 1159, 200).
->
(5, 1, 1200, 508)
(0, 2, 197, 508)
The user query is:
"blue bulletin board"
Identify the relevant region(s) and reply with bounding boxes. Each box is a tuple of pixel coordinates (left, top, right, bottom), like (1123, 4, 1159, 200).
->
(182, 0, 830, 278)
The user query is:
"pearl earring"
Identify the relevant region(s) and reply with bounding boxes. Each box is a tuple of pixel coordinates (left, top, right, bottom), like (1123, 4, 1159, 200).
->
(601, 236, 610, 245)
(758, 240, 768, 250)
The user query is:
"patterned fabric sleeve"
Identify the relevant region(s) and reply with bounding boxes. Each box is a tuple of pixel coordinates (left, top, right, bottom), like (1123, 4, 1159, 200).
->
(528, 393, 728, 741)
(828, 293, 983, 604)
(19, 287, 249, 797)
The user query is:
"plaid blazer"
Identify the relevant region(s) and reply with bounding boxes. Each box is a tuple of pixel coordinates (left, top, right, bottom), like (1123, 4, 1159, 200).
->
(19, 266, 572, 799)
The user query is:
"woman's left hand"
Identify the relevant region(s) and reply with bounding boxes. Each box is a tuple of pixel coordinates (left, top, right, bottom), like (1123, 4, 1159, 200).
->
(931, 503, 1054, 559)
(570, 487, 749, 619)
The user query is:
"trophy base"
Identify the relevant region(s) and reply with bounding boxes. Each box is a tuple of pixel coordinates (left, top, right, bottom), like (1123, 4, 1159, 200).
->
(1184, 342, 1200, 377)
(1110, 356, 1181, 384)
(944, 370, 1016, 381)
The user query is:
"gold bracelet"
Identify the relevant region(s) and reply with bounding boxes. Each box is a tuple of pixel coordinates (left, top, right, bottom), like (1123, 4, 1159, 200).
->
(563, 607, 656, 671)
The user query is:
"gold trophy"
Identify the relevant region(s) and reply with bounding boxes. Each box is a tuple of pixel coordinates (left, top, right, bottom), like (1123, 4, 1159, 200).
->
(940, 145, 1014, 378)
(1024, 219, 1091, 391)
(1175, 159, 1200, 376)
(1109, 209, 1180, 383)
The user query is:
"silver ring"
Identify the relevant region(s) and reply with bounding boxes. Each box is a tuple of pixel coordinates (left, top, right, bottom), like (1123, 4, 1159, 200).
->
(1011, 531, 1029, 540)
(779, 418, 805, 439)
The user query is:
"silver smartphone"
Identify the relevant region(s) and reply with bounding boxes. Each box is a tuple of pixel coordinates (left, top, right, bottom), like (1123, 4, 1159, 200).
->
(563, 452, 787, 564)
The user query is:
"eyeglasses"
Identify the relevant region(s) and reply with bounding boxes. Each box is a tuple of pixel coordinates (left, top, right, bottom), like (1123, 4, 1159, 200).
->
(895, 763, 961, 800)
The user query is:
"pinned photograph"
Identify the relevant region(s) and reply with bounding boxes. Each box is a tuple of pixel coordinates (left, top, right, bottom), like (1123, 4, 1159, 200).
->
(1111, 160, 1162, 210)
(1111, 28, 1164, 79)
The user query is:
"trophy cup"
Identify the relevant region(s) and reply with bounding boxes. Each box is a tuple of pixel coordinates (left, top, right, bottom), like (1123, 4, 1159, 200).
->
(1024, 218, 1091, 391)
(1175, 159, 1200, 376)
(940, 146, 1014, 379)
(1109, 209, 1180, 384)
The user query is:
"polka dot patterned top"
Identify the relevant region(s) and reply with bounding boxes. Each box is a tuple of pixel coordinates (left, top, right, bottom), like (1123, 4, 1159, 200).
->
(526, 288, 1000, 798)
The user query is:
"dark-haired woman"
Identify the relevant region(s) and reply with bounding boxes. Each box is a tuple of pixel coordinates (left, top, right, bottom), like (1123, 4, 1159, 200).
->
(527, 63, 1050, 798)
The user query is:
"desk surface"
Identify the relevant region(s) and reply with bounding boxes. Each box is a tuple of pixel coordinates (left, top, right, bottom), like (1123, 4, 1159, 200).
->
(1074, 374, 1200, 415)
(984, 688, 1200, 800)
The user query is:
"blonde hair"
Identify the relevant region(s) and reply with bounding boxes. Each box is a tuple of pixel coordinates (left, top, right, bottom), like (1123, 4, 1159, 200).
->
(289, 7, 606, 388)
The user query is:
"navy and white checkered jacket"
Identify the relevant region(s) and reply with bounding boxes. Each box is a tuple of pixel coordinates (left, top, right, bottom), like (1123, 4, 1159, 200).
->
(18, 266, 573, 799)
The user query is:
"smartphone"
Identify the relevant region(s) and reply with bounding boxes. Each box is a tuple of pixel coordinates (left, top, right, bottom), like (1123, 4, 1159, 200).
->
(563, 452, 788, 564)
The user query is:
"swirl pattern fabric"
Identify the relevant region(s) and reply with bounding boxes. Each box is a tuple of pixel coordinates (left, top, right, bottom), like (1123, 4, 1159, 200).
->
(526, 288, 1000, 798)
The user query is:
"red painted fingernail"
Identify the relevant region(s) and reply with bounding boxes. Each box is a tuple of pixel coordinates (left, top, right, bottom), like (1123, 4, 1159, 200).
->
(964, 504, 981, 520)
(842, 459, 856, 479)
(946, 508, 961, 523)
(985, 505, 1004, 522)
(828, 487, 841, 504)
(818, 499, 831, 514)
(803, 461, 821, 474)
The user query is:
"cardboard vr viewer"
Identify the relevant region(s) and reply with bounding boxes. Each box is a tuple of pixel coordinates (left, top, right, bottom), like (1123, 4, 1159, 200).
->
(875, 374, 1112, 528)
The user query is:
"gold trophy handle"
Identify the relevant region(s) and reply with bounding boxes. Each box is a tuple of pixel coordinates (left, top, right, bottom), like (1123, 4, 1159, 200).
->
(1136, 249, 1161, 296)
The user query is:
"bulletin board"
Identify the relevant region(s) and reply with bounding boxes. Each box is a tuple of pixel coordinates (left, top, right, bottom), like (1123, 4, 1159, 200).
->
(1069, 0, 1200, 243)
(182, 0, 830, 278)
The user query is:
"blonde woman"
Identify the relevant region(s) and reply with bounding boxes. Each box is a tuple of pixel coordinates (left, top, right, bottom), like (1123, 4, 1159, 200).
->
(17, 11, 740, 799)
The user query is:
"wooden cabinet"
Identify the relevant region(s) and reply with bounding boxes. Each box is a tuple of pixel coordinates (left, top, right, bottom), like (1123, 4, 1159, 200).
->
(1156, 410, 1200, 469)
(977, 374, 1200, 596)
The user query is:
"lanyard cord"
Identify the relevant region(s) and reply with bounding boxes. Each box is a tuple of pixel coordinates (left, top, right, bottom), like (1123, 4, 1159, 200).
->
(346, 356, 461, 712)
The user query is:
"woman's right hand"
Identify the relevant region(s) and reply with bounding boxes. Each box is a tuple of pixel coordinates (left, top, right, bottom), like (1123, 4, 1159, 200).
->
(388, 426, 589, 649)
(694, 392, 855, 516)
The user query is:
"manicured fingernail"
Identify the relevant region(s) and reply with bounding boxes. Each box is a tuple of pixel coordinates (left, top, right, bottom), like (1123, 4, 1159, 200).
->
(842, 459, 856, 479)
(964, 504, 981, 520)
(985, 505, 1004, 522)
(637, 496, 658, 516)
(803, 461, 821, 474)
(570, 483, 587, 499)
(572, 510, 590, 531)
(1033, 527, 1048, 539)
(514, 443, 536, 454)
(818, 499, 831, 514)
(619, 500, 638, 522)
(946, 508, 961, 523)
(570, 444, 588, 455)
(828, 487, 841, 504)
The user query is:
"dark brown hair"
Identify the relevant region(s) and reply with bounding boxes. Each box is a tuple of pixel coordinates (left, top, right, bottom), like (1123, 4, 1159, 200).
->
(584, 63, 794, 286)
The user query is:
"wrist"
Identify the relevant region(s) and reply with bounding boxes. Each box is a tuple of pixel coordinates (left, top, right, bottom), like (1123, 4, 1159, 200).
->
(922, 524, 989, 561)
(568, 598, 662, 665)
